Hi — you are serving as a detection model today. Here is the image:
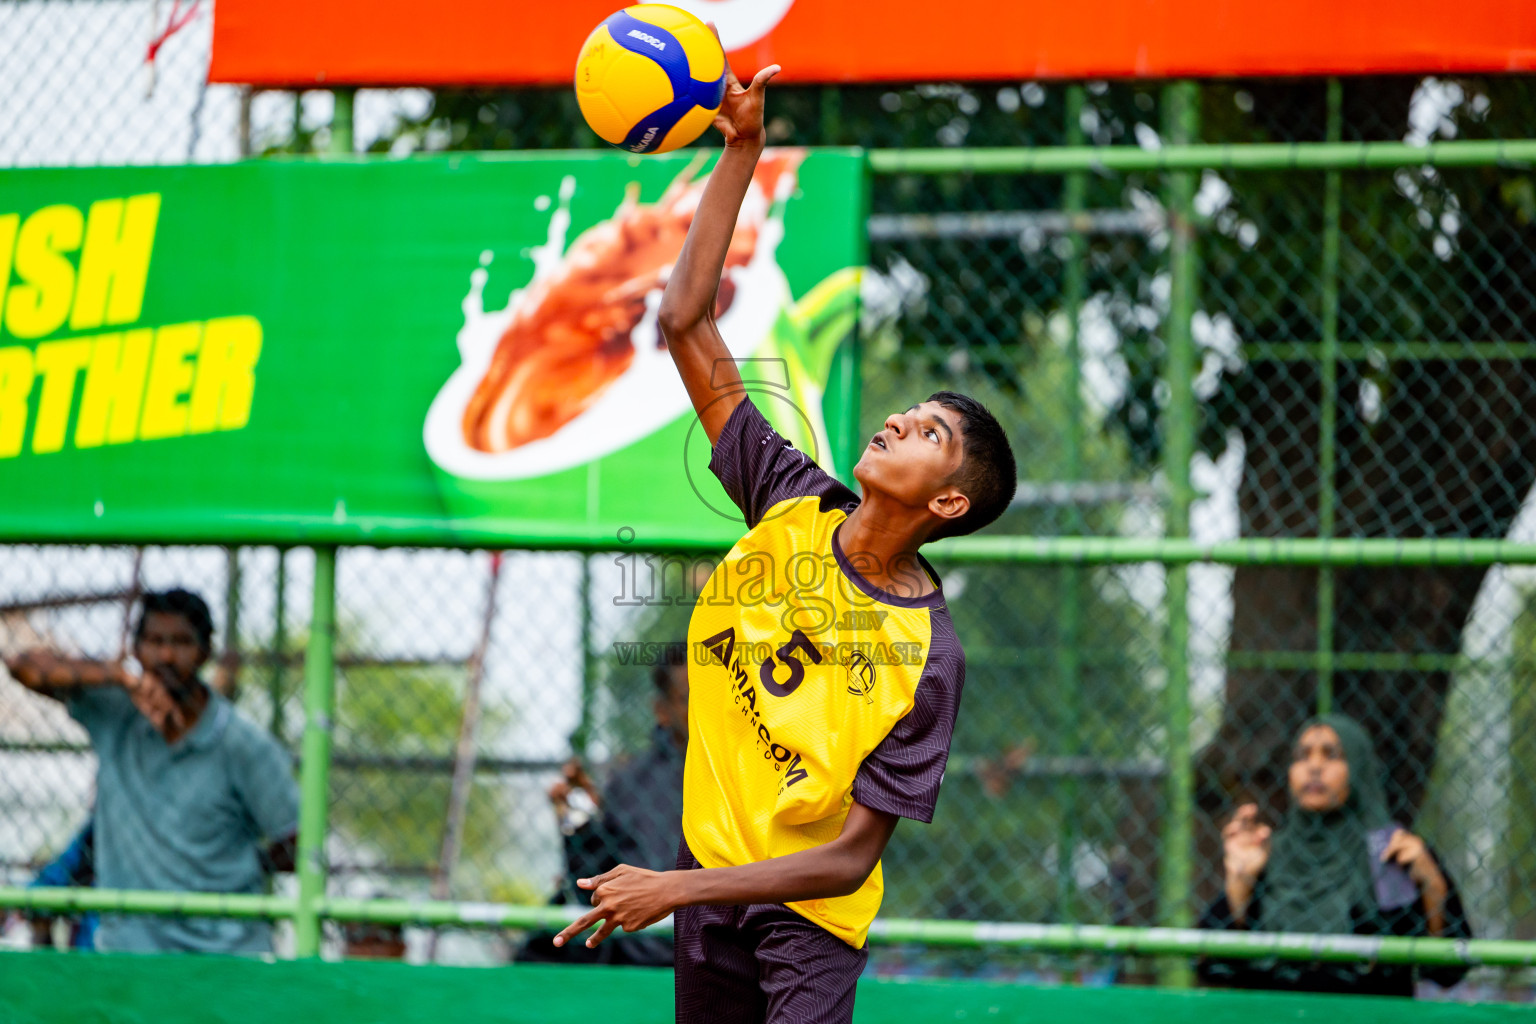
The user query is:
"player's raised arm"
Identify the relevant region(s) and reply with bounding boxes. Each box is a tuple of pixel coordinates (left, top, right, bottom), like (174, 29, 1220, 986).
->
(656, 51, 780, 447)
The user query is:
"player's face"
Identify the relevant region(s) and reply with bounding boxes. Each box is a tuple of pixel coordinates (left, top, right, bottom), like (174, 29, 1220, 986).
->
(134, 611, 209, 694)
(853, 401, 968, 515)
(1288, 725, 1351, 813)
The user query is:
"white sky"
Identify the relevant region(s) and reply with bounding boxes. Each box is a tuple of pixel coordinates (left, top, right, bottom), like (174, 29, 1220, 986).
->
(0, 0, 430, 167)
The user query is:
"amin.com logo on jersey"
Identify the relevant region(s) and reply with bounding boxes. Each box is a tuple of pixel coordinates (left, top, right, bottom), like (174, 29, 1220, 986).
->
(846, 650, 875, 704)
(0, 193, 263, 460)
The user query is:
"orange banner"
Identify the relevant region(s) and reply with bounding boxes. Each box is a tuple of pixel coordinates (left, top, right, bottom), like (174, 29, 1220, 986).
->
(209, 0, 1536, 87)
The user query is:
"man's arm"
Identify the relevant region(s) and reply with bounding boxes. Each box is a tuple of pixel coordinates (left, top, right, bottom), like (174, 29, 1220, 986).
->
(656, 51, 780, 447)
(4, 651, 127, 698)
(553, 801, 898, 949)
(6, 650, 188, 736)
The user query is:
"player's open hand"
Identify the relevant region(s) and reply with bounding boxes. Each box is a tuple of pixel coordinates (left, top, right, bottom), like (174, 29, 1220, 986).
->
(552, 864, 678, 950)
(708, 24, 779, 148)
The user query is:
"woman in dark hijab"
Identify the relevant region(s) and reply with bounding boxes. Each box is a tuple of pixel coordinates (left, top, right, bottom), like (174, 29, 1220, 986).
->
(1198, 714, 1472, 997)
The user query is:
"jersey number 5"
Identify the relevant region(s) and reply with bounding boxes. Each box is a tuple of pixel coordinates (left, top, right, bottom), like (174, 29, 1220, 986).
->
(760, 629, 823, 697)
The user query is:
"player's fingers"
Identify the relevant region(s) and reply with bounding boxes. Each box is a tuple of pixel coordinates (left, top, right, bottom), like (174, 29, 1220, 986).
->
(578, 866, 619, 891)
(709, 25, 743, 88)
(750, 64, 782, 92)
(552, 907, 605, 948)
(585, 917, 621, 949)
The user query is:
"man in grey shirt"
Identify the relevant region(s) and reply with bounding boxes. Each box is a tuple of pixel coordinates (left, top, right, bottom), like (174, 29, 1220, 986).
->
(6, 588, 299, 953)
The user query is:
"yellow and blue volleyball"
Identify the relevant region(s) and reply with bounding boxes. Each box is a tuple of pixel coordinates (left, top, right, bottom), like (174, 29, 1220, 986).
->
(574, 5, 727, 155)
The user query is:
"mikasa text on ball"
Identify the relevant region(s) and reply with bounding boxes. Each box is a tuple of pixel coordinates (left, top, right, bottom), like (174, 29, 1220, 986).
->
(575, 5, 728, 154)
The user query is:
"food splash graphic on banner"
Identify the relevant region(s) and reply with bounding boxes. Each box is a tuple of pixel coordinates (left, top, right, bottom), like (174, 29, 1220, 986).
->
(0, 194, 262, 461)
(425, 149, 837, 485)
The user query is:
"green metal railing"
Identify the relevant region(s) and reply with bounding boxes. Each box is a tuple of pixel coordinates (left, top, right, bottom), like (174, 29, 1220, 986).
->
(5, 883, 1536, 969)
(5, 83, 1536, 974)
(866, 138, 1536, 174)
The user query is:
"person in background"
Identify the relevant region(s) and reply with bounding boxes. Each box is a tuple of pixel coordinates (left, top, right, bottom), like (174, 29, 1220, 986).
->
(4, 588, 299, 954)
(518, 645, 689, 966)
(1199, 714, 1471, 997)
(22, 640, 243, 951)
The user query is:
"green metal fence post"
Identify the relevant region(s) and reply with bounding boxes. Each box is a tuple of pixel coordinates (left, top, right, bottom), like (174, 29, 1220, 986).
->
(269, 547, 288, 739)
(1316, 78, 1343, 717)
(1056, 83, 1089, 924)
(330, 89, 355, 155)
(573, 555, 595, 757)
(819, 86, 844, 146)
(1159, 80, 1200, 981)
(835, 155, 870, 481)
(294, 546, 338, 958)
(223, 547, 242, 698)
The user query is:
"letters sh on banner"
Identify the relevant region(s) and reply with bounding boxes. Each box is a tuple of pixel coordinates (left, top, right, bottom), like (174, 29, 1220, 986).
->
(209, 0, 1536, 87)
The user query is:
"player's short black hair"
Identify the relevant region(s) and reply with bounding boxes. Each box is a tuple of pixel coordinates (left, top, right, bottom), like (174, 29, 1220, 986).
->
(926, 391, 1017, 541)
(135, 588, 215, 653)
(651, 642, 689, 696)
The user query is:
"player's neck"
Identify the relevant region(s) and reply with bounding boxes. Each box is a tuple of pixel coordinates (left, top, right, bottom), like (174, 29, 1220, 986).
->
(839, 500, 936, 598)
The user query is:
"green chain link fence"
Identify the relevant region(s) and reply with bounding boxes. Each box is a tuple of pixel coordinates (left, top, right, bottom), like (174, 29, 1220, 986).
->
(4, 19, 1536, 993)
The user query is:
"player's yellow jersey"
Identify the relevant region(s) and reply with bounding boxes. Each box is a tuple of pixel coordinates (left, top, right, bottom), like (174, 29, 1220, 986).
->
(681, 398, 966, 948)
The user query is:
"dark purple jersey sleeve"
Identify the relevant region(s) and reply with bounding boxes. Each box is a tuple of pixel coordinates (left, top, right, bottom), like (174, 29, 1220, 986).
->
(709, 396, 857, 528)
(851, 611, 965, 823)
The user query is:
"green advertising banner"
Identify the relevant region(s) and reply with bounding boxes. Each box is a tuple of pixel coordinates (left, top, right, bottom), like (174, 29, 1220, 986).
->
(0, 150, 865, 548)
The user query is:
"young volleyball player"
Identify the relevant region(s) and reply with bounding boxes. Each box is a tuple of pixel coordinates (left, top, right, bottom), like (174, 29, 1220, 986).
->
(554, 55, 1017, 1022)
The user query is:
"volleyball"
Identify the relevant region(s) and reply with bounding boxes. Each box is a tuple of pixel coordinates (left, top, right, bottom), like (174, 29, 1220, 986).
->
(574, 5, 728, 154)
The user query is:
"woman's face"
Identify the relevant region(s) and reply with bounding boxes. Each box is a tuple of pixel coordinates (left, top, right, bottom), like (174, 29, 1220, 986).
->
(1289, 724, 1351, 812)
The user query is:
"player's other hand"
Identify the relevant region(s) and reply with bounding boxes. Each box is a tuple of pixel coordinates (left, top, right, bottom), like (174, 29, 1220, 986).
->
(551, 864, 677, 949)
(707, 24, 779, 148)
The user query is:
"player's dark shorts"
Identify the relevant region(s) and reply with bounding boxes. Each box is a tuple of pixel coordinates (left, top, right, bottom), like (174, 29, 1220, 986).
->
(674, 836, 868, 1024)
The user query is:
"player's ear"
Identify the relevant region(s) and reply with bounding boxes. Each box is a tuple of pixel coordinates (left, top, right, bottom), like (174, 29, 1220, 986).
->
(928, 487, 969, 528)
